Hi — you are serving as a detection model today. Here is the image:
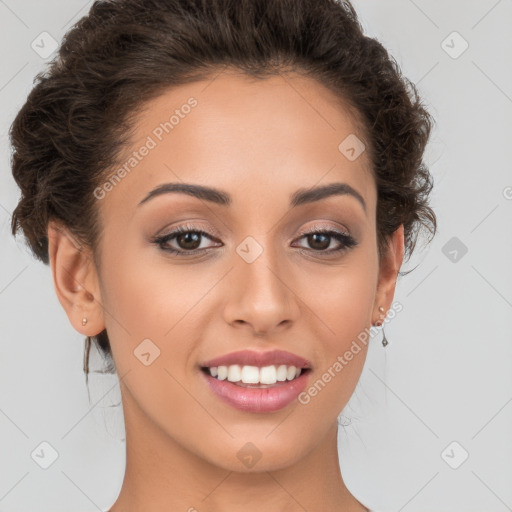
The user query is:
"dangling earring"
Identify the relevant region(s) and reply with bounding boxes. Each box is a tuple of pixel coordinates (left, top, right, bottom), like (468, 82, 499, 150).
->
(82, 317, 88, 326)
(375, 306, 389, 347)
(381, 324, 389, 348)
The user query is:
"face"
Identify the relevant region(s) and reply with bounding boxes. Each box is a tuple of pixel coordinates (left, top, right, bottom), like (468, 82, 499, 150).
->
(54, 70, 401, 472)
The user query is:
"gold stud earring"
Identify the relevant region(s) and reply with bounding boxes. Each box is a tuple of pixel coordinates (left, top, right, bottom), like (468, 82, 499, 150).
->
(374, 306, 385, 326)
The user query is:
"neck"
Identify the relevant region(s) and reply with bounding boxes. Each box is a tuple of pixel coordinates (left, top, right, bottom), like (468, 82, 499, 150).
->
(108, 388, 368, 512)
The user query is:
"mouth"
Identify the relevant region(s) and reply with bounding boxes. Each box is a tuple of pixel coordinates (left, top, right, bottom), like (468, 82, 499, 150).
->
(199, 350, 312, 413)
(200, 364, 311, 388)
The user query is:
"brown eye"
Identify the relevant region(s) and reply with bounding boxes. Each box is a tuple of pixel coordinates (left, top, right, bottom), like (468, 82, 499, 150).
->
(306, 233, 331, 250)
(152, 225, 221, 256)
(293, 229, 358, 254)
(175, 231, 202, 250)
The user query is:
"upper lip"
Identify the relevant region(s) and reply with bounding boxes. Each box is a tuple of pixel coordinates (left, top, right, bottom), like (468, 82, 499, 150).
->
(200, 349, 312, 369)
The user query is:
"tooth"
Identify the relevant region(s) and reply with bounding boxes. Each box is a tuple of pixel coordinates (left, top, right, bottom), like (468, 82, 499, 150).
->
(217, 366, 228, 380)
(227, 364, 242, 382)
(241, 365, 260, 384)
(276, 365, 288, 381)
(260, 365, 277, 385)
(213, 364, 302, 383)
(286, 366, 297, 380)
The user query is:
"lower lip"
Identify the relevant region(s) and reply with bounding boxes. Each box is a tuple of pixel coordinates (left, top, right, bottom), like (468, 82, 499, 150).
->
(200, 369, 310, 413)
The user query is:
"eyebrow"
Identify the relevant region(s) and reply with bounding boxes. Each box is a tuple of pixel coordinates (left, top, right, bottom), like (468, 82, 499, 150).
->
(138, 181, 366, 213)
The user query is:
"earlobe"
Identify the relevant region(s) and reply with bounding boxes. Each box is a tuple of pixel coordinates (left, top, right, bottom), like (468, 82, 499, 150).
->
(47, 221, 105, 336)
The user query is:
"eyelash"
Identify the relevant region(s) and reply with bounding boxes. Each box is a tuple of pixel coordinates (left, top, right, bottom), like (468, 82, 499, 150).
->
(152, 223, 358, 257)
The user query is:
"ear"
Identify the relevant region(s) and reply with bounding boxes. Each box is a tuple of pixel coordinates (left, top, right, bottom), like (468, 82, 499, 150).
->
(373, 224, 405, 324)
(47, 220, 105, 336)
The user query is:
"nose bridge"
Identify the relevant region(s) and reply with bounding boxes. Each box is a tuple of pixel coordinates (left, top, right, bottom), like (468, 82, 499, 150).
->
(224, 232, 299, 333)
(240, 236, 284, 298)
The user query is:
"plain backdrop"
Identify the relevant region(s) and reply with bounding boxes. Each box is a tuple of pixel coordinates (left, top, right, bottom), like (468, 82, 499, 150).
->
(1, 1, 511, 511)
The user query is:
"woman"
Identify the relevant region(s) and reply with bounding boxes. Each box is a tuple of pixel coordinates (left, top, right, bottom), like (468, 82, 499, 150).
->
(9, 0, 436, 510)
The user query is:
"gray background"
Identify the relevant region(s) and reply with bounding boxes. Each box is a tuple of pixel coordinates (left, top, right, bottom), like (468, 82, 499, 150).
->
(1, 1, 511, 511)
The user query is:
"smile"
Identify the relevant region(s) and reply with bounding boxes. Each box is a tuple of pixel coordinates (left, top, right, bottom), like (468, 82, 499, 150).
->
(199, 349, 312, 413)
(202, 364, 304, 386)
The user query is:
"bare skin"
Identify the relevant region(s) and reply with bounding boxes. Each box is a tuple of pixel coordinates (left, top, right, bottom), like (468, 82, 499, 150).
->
(48, 69, 404, 512)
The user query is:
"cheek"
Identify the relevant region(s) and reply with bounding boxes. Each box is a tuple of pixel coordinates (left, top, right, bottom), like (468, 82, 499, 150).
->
(297, 282, 372, 419)
(94, 243, 165, 364)
(97, 237, 177, 331)
(96, 242, 213, 373)
(300, 261, 376, 344)
(293, 260, 376, 402)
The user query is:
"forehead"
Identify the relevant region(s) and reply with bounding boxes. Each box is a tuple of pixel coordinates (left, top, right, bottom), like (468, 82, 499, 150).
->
(99, 70, 375, 219)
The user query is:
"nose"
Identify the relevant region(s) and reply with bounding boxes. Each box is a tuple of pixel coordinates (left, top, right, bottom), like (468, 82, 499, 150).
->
(222, 241, 300, 337)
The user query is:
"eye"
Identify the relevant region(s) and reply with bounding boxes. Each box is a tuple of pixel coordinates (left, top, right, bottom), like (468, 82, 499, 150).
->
(151, 224, 221, 256)
(292, 228, 357, 254)
(151, 224, 358, 257)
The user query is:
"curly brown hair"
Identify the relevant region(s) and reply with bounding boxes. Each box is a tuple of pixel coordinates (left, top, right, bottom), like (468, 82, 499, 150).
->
(9, 0, 437, 380)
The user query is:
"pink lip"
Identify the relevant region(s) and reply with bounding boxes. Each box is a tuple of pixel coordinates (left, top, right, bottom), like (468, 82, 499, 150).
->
(199, 349, 312, 369)
(200, 370, 310, 413)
